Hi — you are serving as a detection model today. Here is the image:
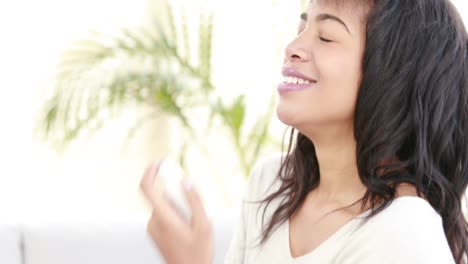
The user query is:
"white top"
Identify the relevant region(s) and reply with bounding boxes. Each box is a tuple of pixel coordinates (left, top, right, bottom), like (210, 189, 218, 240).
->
(224, 153, 455, 264)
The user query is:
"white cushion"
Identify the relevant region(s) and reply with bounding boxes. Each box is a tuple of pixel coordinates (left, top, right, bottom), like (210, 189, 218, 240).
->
(22, 218, 163, 264)
(22, 215, 234, 264)
(0, 224, 22, 264)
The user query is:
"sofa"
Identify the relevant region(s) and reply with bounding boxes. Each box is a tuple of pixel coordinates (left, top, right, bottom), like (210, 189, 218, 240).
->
(0, 214, 235, 264)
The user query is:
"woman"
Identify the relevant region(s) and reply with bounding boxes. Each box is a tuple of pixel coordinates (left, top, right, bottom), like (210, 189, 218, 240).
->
(140, 0, 468, 263)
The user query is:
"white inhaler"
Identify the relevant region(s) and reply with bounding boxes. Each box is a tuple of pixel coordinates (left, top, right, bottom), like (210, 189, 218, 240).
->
(156, 159, 192, 221)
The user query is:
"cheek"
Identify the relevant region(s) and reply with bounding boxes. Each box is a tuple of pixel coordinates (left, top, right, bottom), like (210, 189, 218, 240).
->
(317, 48, 362, 118)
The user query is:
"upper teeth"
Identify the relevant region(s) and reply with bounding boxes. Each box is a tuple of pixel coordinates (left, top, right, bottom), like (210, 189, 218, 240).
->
(284, 76, 311, 85)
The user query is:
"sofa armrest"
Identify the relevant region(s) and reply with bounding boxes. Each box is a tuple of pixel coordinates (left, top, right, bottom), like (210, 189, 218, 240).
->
(0, 223, 22, 264)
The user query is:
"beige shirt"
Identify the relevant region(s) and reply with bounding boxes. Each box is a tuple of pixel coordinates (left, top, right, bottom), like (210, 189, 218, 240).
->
(224, 153, 455, 264)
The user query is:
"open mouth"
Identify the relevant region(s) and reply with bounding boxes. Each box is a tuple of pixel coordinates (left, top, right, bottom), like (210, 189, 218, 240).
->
(282, 76, 313, 85)
(278, 67, 317, 93)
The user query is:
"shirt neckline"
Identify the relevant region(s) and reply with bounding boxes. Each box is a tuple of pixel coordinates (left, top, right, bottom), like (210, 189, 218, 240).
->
(283, 196, 429, 262)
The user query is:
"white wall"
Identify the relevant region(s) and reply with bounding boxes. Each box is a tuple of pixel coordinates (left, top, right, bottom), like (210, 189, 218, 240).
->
(0, 0, 155, 221)
(0, 0, 300, 222)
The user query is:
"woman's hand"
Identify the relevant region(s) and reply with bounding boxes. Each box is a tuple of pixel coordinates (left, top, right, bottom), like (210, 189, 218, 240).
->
(140, 162, 214, 264)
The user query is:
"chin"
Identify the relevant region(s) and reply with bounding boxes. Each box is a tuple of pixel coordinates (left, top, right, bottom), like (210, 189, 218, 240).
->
(276, 103, 301, 127)
(276, 103, 348, 134)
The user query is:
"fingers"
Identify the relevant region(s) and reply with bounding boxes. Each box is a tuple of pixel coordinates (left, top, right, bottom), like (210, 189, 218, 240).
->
(140, 161, 190, 233)
(140, 161, 163, 208)
(181, 178, 212, 234)
(140, 161, 178, 220)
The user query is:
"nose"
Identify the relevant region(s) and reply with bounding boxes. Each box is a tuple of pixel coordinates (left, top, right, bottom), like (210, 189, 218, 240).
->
(285, 37, 311, 63)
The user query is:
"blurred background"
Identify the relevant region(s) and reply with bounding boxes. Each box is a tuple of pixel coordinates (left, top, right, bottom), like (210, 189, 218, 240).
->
(0, 0, 466, 223)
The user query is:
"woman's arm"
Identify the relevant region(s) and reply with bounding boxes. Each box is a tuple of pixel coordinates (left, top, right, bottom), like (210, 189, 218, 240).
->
(223, 199, 249, 264)
(224, 155, 272, 264)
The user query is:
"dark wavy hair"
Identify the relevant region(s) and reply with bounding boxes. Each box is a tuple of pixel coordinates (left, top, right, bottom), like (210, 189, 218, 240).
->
(257, 0, 468, 263)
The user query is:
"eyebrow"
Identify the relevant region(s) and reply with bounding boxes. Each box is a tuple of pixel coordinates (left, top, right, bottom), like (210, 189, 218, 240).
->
(301, 12, 351, 34)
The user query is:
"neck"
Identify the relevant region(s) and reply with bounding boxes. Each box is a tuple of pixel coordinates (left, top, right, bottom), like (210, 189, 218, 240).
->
(301, 123, 367, 204)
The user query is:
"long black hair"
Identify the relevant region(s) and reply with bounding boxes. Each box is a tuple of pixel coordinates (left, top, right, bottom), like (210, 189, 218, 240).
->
(258, 0, 468, 263)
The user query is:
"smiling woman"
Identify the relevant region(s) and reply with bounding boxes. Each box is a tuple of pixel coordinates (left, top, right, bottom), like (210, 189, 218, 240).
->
(223, 0, 468, 263)
(141, 0, 468, 263)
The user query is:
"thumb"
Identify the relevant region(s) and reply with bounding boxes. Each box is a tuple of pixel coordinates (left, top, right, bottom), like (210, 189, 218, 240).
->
(181, 178, 210, 231)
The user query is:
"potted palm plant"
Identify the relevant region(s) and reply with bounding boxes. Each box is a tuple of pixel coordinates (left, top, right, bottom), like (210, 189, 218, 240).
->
(37, 0, 277, 181)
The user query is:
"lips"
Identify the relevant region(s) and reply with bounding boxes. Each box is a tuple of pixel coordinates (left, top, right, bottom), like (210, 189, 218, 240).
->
(281, 67, 317, 83)
(278, 67, 317, 93)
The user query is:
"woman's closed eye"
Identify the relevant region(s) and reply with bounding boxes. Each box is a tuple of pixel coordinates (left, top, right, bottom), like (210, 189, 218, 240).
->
(319, 36, 333, 43)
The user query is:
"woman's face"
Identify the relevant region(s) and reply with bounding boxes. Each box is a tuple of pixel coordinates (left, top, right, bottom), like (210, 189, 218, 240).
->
(277, 2, 368, 133)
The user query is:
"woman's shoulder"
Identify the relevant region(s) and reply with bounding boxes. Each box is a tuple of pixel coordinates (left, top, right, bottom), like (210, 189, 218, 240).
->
(342, 197, 454, 263)
(245, 152, 285, 199)
(251, 152, 285, 177)
(355, 196, 444, 238)
(365, 196, 441, 226)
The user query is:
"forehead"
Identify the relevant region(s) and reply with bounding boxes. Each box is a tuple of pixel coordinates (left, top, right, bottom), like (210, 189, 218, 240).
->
(310, 0, 372, 10)
(308, 0, 371, 23)
(307, 0, 370, 32)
